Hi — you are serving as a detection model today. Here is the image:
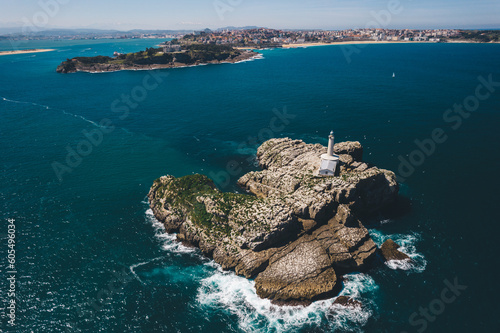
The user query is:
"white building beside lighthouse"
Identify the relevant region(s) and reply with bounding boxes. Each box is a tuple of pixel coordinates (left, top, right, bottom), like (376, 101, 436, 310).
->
(318, 131, 339, 176)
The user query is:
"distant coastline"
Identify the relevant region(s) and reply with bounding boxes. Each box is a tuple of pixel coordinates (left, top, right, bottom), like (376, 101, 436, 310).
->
(235, 40, 500, 50)
(278, 40, 500, 49)
(0, 49, 55, 56)
(282, 41, 425, 48)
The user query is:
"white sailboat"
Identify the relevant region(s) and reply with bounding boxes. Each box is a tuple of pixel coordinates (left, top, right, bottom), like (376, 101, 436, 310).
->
(392, 72, 396, 78)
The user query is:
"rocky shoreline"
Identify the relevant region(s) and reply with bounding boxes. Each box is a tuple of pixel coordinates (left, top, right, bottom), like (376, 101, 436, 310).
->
(56, 50, 259, 73)
(148, 138, 408, 304)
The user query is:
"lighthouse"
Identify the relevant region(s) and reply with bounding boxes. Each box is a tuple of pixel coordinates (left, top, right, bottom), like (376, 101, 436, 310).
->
(318, 131, 339, 176)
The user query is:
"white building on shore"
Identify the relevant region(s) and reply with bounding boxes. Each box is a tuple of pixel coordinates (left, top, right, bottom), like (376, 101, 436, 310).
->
(318, 131, 339, 176)
(163, 43, 182, 53)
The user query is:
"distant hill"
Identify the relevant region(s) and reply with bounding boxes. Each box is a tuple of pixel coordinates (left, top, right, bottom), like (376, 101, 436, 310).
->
(0, 28, 195, 37)
(215, 26, 263, 31)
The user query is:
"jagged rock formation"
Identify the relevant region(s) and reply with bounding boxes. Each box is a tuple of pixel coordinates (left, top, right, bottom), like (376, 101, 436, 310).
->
(333, 296, 363, 308)
(148, 138, 399, 303)
(380, 239, 411, 261)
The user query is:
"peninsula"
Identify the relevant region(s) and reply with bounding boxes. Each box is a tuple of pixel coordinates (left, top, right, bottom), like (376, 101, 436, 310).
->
(0, 49, 55, 56)
(148, 137, 407, 304)
(56, 44, 258, 73)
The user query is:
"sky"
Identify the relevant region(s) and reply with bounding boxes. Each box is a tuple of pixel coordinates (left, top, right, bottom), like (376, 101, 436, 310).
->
(0, 0, 499, 31)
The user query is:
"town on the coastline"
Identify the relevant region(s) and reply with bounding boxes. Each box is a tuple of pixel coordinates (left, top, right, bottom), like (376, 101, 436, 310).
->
(3, 27, 499, 46)
(53, 27, 500, 73)
(179, 28, 463, 47)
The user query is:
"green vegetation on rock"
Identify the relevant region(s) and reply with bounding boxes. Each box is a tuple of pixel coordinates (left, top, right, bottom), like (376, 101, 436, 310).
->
(153, 174, 258, 235)
(148, 138, 401, 303)
(449, 30, 500, 43)
(56, 43, 254, 73)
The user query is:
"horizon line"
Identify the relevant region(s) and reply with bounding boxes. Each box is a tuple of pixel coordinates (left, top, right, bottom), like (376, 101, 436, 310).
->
(2, 26, 500, 33)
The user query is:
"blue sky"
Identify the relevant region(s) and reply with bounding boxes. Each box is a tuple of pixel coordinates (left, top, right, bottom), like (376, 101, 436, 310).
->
(0, 0, 499, 30)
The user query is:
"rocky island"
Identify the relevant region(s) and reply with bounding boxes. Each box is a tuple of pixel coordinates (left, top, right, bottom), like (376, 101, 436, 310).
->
(148, 137, 407, 304)
(56, 44, 258, 73)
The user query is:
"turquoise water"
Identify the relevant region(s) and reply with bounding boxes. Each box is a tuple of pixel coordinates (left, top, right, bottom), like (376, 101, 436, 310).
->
(1, 39, 499, 332)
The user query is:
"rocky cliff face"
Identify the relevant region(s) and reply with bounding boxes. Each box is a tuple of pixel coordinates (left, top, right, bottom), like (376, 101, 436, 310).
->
(56, 50, 258, 73)
(148, 138, 399, 303)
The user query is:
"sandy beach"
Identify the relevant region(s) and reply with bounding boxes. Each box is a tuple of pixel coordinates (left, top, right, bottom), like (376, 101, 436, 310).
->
(0, 49, 56, 56)
(232, 40, 499, 51)
(282, 41, 430, 48)
(236, 41, 440, 50)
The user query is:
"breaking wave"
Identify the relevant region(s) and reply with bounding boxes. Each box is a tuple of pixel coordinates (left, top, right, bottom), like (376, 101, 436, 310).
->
(233, 53, 265, 64)
(145, 208, 380, 332)
(196, 270, 377, 333)
(145, 208, 196, 254)
(369, 229, 427, 273)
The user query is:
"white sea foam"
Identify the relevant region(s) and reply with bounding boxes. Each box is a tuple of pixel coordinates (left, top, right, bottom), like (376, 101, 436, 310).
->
(130, 256, 199, 285)
(379, 218, 394, 225)
(233, 53, 265, 64)
(130, 260, 151, 285)
(196, 268, 376, 333)
(369, 229, 427, 273)
(81, 52, 264, 74)
(144, 208, 376, 332)
(145, 209, 196, 254)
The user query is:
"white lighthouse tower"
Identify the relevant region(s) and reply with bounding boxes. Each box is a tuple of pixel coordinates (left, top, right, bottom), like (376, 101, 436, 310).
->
(318, 131, 339, 176)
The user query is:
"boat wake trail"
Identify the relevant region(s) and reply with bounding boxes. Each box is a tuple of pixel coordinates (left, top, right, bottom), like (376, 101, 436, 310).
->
(1, 95, 102, 128)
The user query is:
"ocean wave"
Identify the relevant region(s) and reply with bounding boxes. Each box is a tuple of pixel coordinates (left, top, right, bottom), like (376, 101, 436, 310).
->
(145, 209, 196, 254)
(233, 53, 265, 64)
(196, 268, 376, 333)
(144, 208, 376, 332)
(369, 229, 427, 273)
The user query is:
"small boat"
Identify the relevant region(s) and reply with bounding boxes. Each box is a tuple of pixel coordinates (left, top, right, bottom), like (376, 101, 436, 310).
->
(392, 72, 396, 78)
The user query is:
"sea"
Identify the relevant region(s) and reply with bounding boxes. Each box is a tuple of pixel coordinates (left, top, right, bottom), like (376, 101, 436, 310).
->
(0, 38, 499, 332)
